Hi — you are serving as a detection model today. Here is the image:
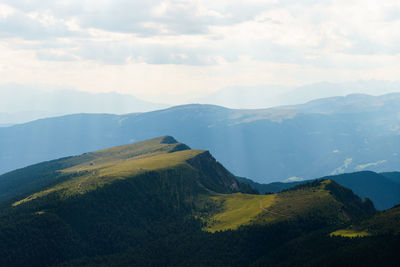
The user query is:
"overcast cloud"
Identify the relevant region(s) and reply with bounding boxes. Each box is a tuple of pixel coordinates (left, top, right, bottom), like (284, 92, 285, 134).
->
(0, 0, 399, 104)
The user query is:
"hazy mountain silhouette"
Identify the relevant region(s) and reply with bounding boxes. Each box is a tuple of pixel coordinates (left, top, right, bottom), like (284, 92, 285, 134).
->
(0, 84, 167, 124)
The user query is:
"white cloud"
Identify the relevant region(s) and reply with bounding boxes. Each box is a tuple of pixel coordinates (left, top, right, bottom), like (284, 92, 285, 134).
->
(284, 176, 304, 182)
(0, 1, 399, 103)
(355, 160, 387, 171)
(331, 158, 353, 175)
(0, 3, 15, 18)
(36, 50, 78, 61)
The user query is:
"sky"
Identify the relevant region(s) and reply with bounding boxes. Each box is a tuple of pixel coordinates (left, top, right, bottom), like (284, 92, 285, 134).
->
(0, 0, 399, 104)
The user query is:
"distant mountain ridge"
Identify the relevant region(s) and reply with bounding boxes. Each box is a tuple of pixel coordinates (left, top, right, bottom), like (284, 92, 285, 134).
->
(381, 172, 400, 184)
(285, 92, 400, 114)
(0, 93, 399, 183)
(197, 80, 400, 109)
(0, 84, 168, 124)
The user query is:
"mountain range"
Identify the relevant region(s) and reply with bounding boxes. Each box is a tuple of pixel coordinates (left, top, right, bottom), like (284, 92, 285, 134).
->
(0, 84, 167, 124)
(0, 93, 399, 183)
(197, 80, 400, 109)
(2, 80, 399, 124)
(0, 136, 398, 266)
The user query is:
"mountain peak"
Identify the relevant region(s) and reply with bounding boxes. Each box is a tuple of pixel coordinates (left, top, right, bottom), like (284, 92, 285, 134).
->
(160, 135, 178, 144)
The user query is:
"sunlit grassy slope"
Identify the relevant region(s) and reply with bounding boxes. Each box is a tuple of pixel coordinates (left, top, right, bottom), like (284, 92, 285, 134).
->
(204, 180, 375, 232)
(204, 193, 276, 232)
(13, 136, 205, 206)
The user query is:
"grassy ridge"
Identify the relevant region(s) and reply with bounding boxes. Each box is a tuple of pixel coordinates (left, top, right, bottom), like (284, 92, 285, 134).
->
(61, 135, 191, 169)
(203, 180, 372, 232)
(11, 136, 252, 207)
(13, 138, 203, 206)
(0, 136, 192, 204)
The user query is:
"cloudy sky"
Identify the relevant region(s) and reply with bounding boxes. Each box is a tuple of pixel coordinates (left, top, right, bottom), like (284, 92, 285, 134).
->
(0, 0, 399, 104)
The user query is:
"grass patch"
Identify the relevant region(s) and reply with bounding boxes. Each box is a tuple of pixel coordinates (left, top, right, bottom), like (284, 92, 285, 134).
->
(204, 193, 276, 233)
(330, 229, 370, 238)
